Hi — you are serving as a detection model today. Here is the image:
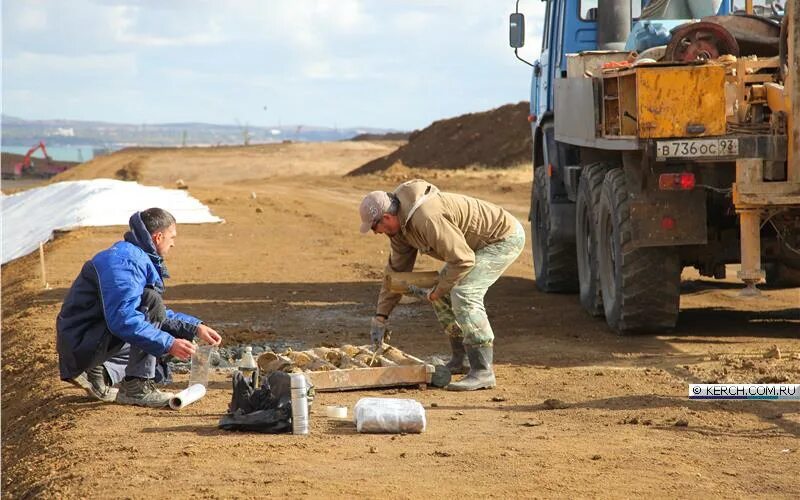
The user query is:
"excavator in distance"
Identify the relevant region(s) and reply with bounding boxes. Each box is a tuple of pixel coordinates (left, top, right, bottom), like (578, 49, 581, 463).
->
(1, 141, 70, 180)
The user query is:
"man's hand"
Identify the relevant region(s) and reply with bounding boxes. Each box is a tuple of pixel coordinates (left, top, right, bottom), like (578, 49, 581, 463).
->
(370, 316, 387, 348)
(406, 284, 432, 300)
(407, 285, 440, 302)
(196, 323, 222, 346)
(169, 338, 196, 361)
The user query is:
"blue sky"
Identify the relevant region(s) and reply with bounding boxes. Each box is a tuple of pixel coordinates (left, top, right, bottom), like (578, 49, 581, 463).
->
(2, 0, 546, 130)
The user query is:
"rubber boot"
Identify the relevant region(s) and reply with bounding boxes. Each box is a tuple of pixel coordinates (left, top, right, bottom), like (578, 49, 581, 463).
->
(445, 337, 470, 375)
(115, 377, 173, 408)
(446, 345, 496, 391)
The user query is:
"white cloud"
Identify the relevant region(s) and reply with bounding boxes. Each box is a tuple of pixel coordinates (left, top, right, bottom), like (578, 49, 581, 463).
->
(14, 3, 48, 31)
(106, 4, 227, 47)
(115, 28, 226, 47)
(301, 58, 368, 81)
(311, 0, 367, 31)
(224, 0, 373, 49)
(391, 10, 435, 33)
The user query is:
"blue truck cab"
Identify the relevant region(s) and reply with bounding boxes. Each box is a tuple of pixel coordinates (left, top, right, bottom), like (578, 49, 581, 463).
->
(532, 1, 640, 122)
(530, 0, 733, 145)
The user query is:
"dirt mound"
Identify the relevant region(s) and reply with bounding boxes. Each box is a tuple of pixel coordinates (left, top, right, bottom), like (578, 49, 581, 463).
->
(114, 158, 144, 181)
(51, 142, 400, 187)
(348, 102, 532, 175)
(2, 152, 28, 171)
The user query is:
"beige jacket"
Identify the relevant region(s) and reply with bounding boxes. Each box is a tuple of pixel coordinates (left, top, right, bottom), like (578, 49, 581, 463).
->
(376, 179, 517, 317)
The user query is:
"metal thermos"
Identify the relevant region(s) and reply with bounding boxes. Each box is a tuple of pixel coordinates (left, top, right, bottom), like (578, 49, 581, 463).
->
(290, 373, 309, 435)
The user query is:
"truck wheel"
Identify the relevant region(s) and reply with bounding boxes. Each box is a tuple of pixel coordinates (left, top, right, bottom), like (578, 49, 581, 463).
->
(532, 166, 578, 292)
(766, 262, 800, 287)
(576, 162, 613, 317)
(596, 169, 681, 334)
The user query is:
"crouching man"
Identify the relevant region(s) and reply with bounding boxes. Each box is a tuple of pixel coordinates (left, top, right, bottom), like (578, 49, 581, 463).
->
(57, 208, 222, 407)
(359, 179, 525, 391)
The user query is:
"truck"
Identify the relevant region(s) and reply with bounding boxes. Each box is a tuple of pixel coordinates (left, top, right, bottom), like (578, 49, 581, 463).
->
(509, 0, 799, 333)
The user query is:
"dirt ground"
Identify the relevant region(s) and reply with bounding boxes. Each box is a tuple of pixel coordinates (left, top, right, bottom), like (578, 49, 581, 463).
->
(2, 142, 799, 498)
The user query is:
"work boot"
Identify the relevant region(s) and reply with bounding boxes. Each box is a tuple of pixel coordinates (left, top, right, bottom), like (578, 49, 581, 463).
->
(115, 377, 174, 408)
(445, 337, 470, 375)
(446, 345, 496, 391)
(68, 365, 118, 402)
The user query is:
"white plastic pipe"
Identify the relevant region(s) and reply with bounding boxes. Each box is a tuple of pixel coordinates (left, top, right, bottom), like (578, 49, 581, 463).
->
(169, 383, 207, 410)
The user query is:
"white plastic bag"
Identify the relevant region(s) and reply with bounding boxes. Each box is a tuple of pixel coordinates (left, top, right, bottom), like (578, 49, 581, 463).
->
(353, 397, 426, 434)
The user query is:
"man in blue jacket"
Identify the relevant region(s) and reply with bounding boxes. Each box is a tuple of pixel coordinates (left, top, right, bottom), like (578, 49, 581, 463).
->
(57, 208, 222, 408)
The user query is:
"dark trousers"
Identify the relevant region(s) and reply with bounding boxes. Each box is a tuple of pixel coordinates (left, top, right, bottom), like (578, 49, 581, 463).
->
(91, 289, 168, 384)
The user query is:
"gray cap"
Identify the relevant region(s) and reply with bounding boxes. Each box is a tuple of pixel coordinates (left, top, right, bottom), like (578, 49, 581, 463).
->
(359, 191, 392, 233)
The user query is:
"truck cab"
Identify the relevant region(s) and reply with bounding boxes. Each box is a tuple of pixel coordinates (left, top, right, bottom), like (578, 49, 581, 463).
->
(531, 1, 736, 139)
(533, 1, 645, 121)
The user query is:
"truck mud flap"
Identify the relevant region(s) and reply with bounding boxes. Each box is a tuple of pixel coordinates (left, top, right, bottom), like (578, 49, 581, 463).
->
(627, 192, 707, 249)
(549, 202, 577, 243)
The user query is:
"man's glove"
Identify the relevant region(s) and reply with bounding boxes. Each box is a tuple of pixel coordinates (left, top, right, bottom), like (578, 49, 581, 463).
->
(406, 285, 432, 301)
(370, 316, 388, 348)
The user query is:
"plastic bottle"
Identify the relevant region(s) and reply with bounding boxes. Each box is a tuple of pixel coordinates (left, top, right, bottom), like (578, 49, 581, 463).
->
(189, 344, 216, 387)
(290, 373, 310, 435)
(238, 346, 260, 388)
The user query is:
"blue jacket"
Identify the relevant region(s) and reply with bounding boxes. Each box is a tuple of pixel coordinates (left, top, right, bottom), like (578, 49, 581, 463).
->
(57, 212, 201, 380)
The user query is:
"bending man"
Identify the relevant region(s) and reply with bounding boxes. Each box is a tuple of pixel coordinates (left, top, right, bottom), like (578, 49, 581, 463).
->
(359, 179, 525, 391)
(57, 208, 222, 407)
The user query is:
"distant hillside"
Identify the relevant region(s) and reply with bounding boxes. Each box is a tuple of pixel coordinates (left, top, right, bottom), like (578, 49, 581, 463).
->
(1, 115, 405, 148)
(351, 131, 411, 141)
(348, 102, 532, 175)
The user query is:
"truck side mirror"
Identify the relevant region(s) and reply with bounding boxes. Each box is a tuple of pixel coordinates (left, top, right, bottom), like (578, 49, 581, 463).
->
(509, 13, 525, 48)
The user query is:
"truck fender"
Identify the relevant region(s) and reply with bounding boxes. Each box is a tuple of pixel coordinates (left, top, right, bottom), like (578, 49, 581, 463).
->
(529, 116, 553, 221)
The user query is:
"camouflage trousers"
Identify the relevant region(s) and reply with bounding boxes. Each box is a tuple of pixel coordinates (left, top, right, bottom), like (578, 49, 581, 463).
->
(430, 220, 525, 346)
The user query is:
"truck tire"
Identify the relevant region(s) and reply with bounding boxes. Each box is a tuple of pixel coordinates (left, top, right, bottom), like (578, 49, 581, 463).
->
(766, 262, 800, 288)
(532, 166, 578, 292)
(576, 162, 613, 317)
(596, 169, 681, 334)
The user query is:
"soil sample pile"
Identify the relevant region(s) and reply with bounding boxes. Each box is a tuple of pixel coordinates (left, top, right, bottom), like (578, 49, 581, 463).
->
(348, 101, 532, 175)
(257, 344, 422, 374)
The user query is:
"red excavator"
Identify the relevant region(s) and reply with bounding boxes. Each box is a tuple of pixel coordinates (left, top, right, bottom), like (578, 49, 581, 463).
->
(1, 141, 70, 179)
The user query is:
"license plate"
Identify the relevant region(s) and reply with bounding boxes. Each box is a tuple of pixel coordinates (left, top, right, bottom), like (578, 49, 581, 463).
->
(656, 139, 739, 160)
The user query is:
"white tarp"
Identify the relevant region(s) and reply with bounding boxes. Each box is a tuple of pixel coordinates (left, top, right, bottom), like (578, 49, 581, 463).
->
(1, 179, 223, 264)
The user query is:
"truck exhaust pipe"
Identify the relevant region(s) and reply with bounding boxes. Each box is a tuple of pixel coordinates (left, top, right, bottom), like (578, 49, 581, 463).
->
(597, 0, 631, 50)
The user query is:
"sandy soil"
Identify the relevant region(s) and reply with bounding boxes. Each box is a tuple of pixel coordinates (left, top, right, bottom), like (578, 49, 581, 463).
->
(2, 143, 799, 498)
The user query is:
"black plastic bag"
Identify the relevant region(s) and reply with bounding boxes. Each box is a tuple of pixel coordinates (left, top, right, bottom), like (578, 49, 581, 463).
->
(218, 371, 293, 434)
